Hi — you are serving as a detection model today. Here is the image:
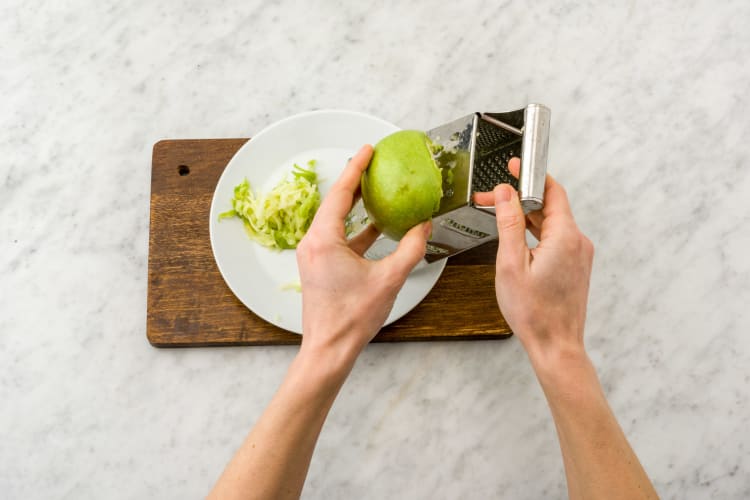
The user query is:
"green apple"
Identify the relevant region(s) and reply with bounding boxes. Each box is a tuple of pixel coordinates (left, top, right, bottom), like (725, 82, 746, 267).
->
(361, 130, 443, 240)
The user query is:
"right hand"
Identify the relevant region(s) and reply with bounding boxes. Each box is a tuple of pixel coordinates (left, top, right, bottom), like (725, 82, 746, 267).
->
(474, 158, 594, 362)
(477, 161, 658, 500)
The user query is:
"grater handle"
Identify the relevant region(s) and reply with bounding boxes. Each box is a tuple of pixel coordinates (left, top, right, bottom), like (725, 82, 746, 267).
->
(519, 104, 551, 214)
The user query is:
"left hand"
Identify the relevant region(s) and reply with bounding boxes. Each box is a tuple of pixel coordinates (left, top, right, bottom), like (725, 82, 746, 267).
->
(209, 146, 431, 500)
(296, 145, 431, 363)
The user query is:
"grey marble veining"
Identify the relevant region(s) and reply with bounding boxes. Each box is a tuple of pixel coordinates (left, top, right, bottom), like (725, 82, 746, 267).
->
(2, 0, 750, 498)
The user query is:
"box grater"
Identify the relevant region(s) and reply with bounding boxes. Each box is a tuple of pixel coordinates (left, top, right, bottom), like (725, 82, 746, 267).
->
(422, 104, 551, 262)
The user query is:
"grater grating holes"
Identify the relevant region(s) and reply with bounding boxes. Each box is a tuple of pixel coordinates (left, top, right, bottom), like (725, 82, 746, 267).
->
(472, 117, 522, 192)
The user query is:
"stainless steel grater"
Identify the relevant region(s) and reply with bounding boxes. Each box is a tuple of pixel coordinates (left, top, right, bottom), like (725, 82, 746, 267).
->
(423, 104, 551, 262)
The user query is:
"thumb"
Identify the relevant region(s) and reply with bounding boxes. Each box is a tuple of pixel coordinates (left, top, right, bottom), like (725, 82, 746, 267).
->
(381, 220, 431, 282)
(494, 184, 528, 271)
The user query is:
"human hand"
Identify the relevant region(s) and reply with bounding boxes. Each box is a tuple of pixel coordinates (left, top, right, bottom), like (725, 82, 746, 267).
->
(474, 158, 594, 363)
(475, 161, 659, 500)
(210, 149, 429, 498)
(296, 145, 431, 365)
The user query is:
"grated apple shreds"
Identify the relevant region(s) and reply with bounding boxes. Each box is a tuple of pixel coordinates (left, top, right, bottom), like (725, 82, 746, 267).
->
(219, 160, 321, 250)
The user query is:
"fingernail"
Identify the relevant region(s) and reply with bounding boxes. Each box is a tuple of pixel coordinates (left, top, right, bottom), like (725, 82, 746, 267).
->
(495, 184, 512, 203)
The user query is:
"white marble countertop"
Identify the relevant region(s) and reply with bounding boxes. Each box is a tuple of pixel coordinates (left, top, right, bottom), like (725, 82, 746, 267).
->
(3, 1, 749, 498)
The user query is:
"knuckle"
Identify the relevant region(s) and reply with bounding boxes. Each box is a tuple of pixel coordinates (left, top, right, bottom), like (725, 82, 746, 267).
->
(558, 232, 579, 253)
(497, 255, 520, 277)
(495, 267, 520, 291)
(295, 237, 309, 254)
(581, 235, 595, 258)
(296, 233, 323, 260)
(295, 240, 311, 263)
(562, 231, 595, 262)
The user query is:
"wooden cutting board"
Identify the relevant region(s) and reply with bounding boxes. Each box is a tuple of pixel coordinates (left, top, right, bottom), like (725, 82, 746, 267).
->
(147, 139, 512, 346)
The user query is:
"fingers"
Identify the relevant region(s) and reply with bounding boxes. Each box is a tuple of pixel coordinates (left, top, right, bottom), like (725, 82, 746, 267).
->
(525, 216, 541, 241)
(504, 156, 572, 219)
(526, 210, 544, 233)
(494, 184, 529, 272)
(475, 183, 541, 240)
(473, 157, 522, 206)
(507, 157, 521, 178)
(514, 155, 573, 219)
(336, 144, 374, 193)
(380, 221, 431, 282)
(540, 174, 573, 219)
(315, 145, 374, 224)
(481, 155, 574, 222)
(473, 191, 494, 206)
(466, 154, 575, 251)
(348, 223, 381, 255)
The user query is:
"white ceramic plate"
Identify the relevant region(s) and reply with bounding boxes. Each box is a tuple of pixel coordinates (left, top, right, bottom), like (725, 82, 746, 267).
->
(209, 110, 447, 334)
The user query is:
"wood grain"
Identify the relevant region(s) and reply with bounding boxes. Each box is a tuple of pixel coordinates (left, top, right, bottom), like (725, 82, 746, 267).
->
(147, 139, 512, 346)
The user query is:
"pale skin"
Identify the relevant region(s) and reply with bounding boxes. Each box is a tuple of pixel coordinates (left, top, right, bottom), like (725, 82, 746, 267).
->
(209, 147, 658, 500)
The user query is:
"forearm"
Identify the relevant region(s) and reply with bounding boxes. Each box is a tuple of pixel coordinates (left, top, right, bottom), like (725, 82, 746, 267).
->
(209, 345, 356, 500)
(529, 345, 658, 500)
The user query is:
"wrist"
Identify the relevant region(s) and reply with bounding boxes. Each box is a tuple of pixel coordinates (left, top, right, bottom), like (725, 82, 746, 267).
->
(296, 331, 364, 388)
(524, 338, 595, 393)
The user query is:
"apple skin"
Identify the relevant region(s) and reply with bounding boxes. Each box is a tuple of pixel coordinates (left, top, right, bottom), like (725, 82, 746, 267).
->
(361, 130, 443, 240)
